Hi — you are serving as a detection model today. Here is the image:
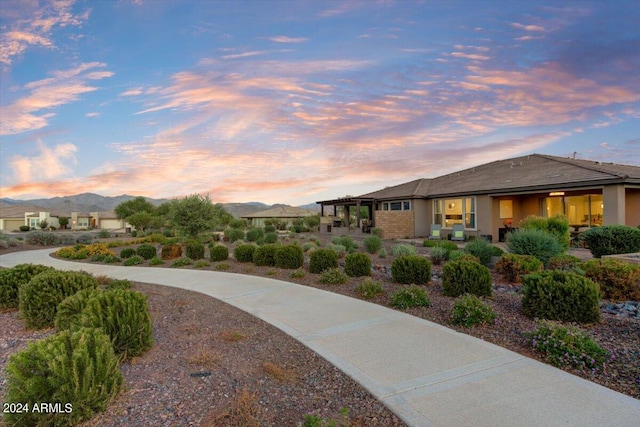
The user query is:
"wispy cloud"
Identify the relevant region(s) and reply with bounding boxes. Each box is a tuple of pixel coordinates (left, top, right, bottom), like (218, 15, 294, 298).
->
(0, 62, 113, 135)
(9, 140, 78, 183)
(268, 35, 309, 43)
(0, 0, 90, 66)
(510, 22, 546, 32)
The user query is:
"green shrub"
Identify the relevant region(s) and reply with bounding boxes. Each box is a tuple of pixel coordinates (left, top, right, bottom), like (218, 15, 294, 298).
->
(331, 236, 358, 253)
(442, 259, 492, 297)
(194, 260, 210, 268)
(506, 228, 562, 266)
(4, 327, 123, 427)
(170, 257, 192, 267)
(25, 230, 58, 245)
(77, 233, 94, 245)
(525, 321, 608, 371)
(583, 258, 640, 301)
(391, 243, 416, 257)
(463, 238, 494, 267)
(161, 243, 182, 260)
(320, 268, 348, 285)
(424, 240, 458, 251)
(520, 214, 570, 251)
(78, 289, 154, 359)
(98, 229, 111, 238)
(290, 269, 306, 279)
(105, 279, 132, 290)
(0, 264, 54, 310)
(344, 252, 371, 277)
(54, 288, 100, 331)
(185, 241, 205, 260)
(448, 252, 480, 263)
(355, 278, 383, 299)
(429, 245, 449, 265)
(495, 254, 543, 283)
(19, 270, 99, 329)
(264, 231, 278, 244)
(224, 227, 245, 243)
(302, 242, 316, 252)
(103, 254, 121, 263)
(548, 254, 584, 272)
(149, 256, 164, 265)
(491, 246, 505, 257)
(379, 248, 387, 258)
(521, 270, 601, 323)
(265, 225, 276, 233)
(581, 225, 640, 258)
(390, 285, 430, 309)
(328, 243, 347, 258)
(371, 227, 384, 238)
(19, 225, 30, 232)
(391, 255, 431, 285)
(209, 244, 229, 262)
(452, 294, 496, 327)
(124, 255, 144, 266)
(234, 244, 257, 262)
(245, 227, 265, 242)
(274, 244, 304, 269)
(214, 261, 230, 271)
(143, 233, 169, 244)
(253, 244, 278, 266)
(119, 247, 136, 259)
(363, 235, 382, 254)
(309, 248, 339, 273)
(135, 243, 157, 260)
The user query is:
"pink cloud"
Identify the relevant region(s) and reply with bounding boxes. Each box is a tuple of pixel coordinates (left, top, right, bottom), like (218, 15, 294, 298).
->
(268, 36, 309, 43)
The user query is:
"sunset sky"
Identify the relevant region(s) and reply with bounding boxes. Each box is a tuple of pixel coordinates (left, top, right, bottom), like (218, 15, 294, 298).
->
(1, 0, 639, 205)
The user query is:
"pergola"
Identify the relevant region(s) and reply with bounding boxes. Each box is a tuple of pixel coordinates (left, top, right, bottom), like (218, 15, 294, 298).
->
(316, 197, 375, 231)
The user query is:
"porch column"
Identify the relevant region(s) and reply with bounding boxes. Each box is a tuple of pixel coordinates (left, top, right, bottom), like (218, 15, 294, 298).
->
(320, 204, 324, 217)
(603, 185, 625, 225)
(356, 200, 361, 228)
(344, 206, 350, 229)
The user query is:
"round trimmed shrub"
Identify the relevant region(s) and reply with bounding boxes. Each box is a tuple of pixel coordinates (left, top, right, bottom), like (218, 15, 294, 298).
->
(548, 254, 583, 272)
(391, 244, 417, 257)
(309, 248, 339, 274)
(522, 270, 601, 323)
(581, 225, 640, 258)
(463, 238, 494, 267)
(363, 235, 382, 254)
(583, 258, 640, 301)
(320, 268, 348, 285)
(4, 327, 123, 427)
(78, 289, 154, 359)
(77, 233, 94, 244)
(390, 285, 430, 309)
(209, 244, 229, 262)
(234, 244, 257, 263)
(495, 254, 543, 283)
(19, 270, 99, 329)
(391, 255, 431, 285)
(0, 264, 54, 310)
(253, 244, 278, 266)
(274, 244, 304, 269)
(185, 241, 205, 260)
(442, 259, 492, 297)
(124, 255, 144, 266)
(344, 252, 371, 277)
(136, 243, 157, 260)
(452, 294, 496, 327)
(119, 247, 136, 259)
(331, 236, 358, 253)
(264, 231, 278, 244)
(355, 278, 383, 299)
(161, 243, 182, 260)
(55, 288, 100, 331)
(429, 245, 449, 265)
(246, 227, 265, 242)
(506, 228, 562, 266)
(224, 228, 245, 243)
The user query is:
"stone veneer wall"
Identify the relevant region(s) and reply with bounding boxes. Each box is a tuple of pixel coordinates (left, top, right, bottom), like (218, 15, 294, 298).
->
(375, 211, 414, 239)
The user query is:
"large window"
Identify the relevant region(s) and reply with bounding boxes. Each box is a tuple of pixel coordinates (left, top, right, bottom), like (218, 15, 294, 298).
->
(544, 194, 603, 226)
(433, 197, 476, 229)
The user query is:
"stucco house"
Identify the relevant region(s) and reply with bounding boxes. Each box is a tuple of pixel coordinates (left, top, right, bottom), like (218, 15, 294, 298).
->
(241, 206, 318, 228)
(0, 207, 127, 232)
(317, 154, 640, 241)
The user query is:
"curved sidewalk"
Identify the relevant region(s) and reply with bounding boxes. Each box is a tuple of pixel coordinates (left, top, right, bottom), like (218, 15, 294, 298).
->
(1, 249, 639, 426)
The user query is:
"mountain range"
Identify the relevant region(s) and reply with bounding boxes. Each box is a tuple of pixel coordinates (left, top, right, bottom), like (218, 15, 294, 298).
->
(0, 193, 319, 218)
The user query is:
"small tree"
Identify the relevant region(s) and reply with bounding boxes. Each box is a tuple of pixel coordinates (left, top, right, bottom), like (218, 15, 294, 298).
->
(58, 217, 69, 229)
(39, 219, 48, 230)
(126, 211, 154, 232)
(168, 194, 229, 238)
(304, 214, 321, 231)
(114, 196, 156, 220)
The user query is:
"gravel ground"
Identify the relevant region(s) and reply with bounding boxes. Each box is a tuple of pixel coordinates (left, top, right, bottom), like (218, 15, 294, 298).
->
(1, 235, 639, 426)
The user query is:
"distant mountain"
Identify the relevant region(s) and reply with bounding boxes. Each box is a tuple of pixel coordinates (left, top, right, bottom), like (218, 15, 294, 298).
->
(0, 194, 320, 218)
(297, 203, 321, 212)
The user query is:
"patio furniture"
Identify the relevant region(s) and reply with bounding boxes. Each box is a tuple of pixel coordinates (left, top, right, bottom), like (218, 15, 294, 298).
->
(451, 224, 465, 241)
(428, 224, 442, 240)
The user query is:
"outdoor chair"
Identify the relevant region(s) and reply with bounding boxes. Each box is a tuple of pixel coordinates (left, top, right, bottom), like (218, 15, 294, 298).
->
(451, 224, 465, 241)
(428, 224, 442, 240)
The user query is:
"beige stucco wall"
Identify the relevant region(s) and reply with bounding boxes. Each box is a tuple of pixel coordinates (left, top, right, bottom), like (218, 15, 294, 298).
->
(375, 210, 415, 239)
(0, 219, 24, 231)
(413, 199, 430, 237)
(603, 184, 625, 225)
(100, 219, 124, 230)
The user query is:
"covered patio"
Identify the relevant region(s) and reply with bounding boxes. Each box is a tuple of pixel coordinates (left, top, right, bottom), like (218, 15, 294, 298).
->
(317, 197, 375, 235)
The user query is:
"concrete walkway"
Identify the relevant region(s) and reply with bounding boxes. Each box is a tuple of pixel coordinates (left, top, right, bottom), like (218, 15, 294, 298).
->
(1, 249, 638, 426)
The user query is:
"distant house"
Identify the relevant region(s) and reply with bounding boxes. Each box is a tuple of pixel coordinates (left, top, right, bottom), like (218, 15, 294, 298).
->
(241, 206, 318, 228)
(0, 207, 127, 232)
(317, 154, 640, 241)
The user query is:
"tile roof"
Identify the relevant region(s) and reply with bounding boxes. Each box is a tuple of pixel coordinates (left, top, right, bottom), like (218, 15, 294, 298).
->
(358, 178, 430, 200)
